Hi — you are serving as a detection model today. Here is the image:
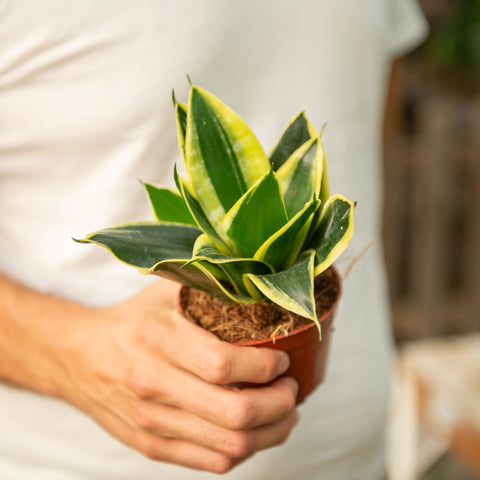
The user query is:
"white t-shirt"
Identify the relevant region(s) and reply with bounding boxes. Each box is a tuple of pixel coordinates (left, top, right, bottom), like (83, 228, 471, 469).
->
(0, 1, 427, 479)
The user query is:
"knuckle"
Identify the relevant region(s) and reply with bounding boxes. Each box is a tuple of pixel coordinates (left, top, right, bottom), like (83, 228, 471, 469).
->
(202, 349, 233, 384)
(134, 380, 156, 400)
(132, 404, 155, 431)
(258, 354, 280, 382)
(208, 455, 235, 474)
(222, 396, 253, 430)
(137, 435, 163, 461)
(126, 316, 160, 351)
(126, 371, 165, 401)
(272, 413, 298, 447)
(276, 422, 293, 446)
(126, 372, 153, 399)
(223, 431, 251, 458)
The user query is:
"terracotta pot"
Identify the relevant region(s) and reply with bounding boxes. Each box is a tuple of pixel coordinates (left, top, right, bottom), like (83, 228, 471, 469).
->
(180, 266, 341, 405)
(235, 310, 337, 404)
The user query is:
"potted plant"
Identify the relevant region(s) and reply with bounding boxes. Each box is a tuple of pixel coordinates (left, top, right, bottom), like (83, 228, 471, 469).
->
(77, 83, 354, 403)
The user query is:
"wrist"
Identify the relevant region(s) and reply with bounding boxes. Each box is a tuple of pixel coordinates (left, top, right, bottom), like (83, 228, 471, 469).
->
(0, 274, 97, 401)
(39, 301, 98, 403)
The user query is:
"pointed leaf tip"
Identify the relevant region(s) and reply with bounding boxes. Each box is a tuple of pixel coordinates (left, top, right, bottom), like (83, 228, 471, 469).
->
(269, 111, 317, 171)
(308, 194, 355, 276)
(72, 236, 87, 244)
(78, 222, 202, 271)
(276, 135, 323, 219)
(319, 122, 328, 136)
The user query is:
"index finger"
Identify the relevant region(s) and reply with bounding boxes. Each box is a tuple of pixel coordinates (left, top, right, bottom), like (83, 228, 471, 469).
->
(166, 309, 290, 385)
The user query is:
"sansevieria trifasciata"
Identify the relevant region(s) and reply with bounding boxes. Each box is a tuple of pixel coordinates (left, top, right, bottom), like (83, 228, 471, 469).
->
(77, 83, 354, 337)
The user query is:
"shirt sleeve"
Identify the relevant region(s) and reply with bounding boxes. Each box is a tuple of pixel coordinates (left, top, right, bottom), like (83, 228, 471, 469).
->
(387, 0, 429, 57)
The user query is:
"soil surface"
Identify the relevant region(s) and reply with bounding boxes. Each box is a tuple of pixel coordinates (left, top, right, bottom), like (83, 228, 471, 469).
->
(180, 267, 340, 343)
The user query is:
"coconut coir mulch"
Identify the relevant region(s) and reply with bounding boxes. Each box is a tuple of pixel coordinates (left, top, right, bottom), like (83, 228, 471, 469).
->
(180, 267, 339, 343)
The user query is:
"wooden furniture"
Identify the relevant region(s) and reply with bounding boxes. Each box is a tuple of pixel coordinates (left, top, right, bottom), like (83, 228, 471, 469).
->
(387, 334, 480, 479)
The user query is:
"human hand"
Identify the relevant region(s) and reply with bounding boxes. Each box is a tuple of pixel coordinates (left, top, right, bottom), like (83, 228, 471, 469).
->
(60, 280, 299, 473)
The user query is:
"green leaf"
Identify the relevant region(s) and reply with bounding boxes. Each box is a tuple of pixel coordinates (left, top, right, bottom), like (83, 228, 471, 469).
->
(173, 91, 188, 159)
(75, 222, 201, 271)
(246, 250, 320, 334)
(143, 182, 196, 225)
(76, 222, 249, 303)
(190, 234, 274, 273)
(307, 194, 355, 276)
(174, 166, 232, 254)
(222, 169, 288, 258)
(254, 198, 320, 270)
(319, 151, 330, 206)
(185, 85, 269, 230)
(269, 111, 317, 170)
(152, 260, 250, 304)
(276, 136, 324, 219)
(188, 234, 274, 298)
(306, 150, 331, 243)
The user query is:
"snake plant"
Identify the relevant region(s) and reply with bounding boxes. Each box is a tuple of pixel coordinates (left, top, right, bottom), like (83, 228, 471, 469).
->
(77, 84, 354, 335)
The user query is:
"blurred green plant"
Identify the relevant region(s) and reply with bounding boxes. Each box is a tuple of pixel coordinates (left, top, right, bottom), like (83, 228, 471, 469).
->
(426, 1, 480, 74)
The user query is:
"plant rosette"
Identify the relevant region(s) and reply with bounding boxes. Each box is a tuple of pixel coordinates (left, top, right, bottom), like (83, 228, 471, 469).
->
(77, 83, 355, 404)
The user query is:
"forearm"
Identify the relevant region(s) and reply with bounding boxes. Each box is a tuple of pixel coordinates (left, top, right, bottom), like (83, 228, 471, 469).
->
(0, 273, 93, 400)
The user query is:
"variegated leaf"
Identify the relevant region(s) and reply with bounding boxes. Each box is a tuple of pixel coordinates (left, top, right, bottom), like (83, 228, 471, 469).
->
(174, 166, 232, 254)
(188, 234, 273, 299)
(319, 152, 330, 206)
(307, 194, 355, 276)
(246, 249, 320, 335)
(269, 111, 317, 170)
(254, 198, 320, 271)
(276, 136, 324, 219)
(153, 260, 248, 303)
(173, 93, 188, 159)
(75, 222, 247, 302)
(185, 86, 270, 230)
(75, 222, 200, 271)
(307, 154, 331, 242)
(222, 169, 288, 258)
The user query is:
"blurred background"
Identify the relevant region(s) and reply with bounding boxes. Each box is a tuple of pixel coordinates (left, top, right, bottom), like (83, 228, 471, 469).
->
(383, 0, 479, 342)
(383, 1, 479, 479)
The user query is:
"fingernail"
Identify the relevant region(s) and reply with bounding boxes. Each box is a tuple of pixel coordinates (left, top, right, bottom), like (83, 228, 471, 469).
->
(277, 353, 290, 375)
